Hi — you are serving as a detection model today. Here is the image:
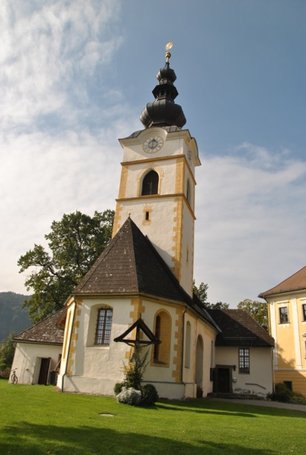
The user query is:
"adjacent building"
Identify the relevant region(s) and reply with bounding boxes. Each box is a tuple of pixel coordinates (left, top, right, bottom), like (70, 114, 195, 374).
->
(259, 266, 306, 397)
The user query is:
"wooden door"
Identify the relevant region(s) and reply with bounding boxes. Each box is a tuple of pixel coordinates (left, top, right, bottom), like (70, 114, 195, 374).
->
(38, 358, 51, 385)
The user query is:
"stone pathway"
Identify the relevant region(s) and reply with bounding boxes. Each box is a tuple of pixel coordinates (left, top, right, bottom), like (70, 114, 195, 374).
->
(208, 397, 306, 413)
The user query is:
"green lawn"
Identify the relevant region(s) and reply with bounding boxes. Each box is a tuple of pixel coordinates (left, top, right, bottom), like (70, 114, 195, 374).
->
(0, 380, 305, 454)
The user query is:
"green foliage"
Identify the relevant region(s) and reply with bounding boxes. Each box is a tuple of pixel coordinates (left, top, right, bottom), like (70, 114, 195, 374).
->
(0, 292, 31, 341)
(114, 382, 124, 395)
(193, 281, 208, 304)
(140, 384, 159, 406)
(193, 282, 229, 309)
(237, 299, 268, 329)
(18, 210, 114, 322)
(122, 348, 148, 390)
(268, 383, 306, 404)
(0, 334, 15, 370)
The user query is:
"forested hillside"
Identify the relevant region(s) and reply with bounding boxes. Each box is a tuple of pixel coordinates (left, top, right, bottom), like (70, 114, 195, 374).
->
(0, 292, 31, 341)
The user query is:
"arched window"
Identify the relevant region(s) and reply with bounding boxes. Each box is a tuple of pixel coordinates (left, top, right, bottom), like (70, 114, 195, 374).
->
(153, 310, 171, 364)
(95, 308, 113, 345)
(195, 335, 204, 397)
(141, 170, 159, 195)
(184, 321, 191, 368)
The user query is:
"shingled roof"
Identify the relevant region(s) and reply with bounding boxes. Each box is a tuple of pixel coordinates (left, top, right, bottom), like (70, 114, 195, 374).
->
(74, 217, 218, 330)
(208, 309, 274, 347)
(259, 266, 306, 298)
(14, 308, 66, 345)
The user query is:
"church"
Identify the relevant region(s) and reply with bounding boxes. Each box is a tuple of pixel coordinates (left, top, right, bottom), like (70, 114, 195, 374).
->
(11, 45, 274, 399)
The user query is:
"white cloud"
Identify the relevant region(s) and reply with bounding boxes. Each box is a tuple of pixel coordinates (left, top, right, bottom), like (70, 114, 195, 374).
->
(194, 144, 306, 305)
(0, 0, 122, 130)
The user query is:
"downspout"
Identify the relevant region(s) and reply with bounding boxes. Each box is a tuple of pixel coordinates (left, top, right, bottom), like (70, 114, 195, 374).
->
(61, 301, 77, 392)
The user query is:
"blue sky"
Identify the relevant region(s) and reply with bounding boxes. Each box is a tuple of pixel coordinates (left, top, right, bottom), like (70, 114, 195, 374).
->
(0, 0, 305, 305)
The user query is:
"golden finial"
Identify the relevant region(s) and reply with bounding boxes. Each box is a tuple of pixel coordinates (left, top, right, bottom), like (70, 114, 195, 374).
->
(165, 41, 173, 62)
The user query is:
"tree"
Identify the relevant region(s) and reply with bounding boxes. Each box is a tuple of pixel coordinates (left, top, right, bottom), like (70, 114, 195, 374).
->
(237, 299, 268, 329)
(193, 282, 229, 310)
(0, 334, 15, 371)
(18, 210, 114, 323)
(193, 281, 208, 305)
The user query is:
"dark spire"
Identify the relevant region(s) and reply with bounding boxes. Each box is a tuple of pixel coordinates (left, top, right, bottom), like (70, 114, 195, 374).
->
(140, 43, 186, 129)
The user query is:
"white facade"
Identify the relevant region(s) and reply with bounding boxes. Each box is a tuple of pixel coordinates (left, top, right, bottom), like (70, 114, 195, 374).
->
(215, 346, 273, 396)
(58, 295, 218, 399)
(11, 342, 61, 385)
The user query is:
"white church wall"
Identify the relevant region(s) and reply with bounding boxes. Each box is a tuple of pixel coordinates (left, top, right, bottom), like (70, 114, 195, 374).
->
(60, 297, 132, 396)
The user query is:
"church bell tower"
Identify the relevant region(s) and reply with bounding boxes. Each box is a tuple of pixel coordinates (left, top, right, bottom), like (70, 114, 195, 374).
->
(112, 43, 201, 296)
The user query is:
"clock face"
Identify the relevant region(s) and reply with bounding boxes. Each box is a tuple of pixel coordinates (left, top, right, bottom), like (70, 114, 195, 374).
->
(143, 136, 164, 153)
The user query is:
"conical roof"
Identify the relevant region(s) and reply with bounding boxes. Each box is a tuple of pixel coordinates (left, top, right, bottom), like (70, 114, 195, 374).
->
(73, 217, 218, 329)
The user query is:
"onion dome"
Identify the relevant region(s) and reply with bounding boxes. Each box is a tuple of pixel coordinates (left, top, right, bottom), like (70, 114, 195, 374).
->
(140, 43, 186, 128)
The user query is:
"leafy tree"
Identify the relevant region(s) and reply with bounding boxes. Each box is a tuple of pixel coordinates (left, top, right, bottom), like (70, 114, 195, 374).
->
(193, 282, 229, 310)
(0, 334, 15, 370)
(237, 299, 268, 329)
(193, 281, 208, 305)
(18, 210, 114, 323)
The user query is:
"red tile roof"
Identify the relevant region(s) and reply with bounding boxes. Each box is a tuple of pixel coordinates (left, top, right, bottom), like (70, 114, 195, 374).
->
(14, 308, 66, 345)
(259, 266, 306, 298)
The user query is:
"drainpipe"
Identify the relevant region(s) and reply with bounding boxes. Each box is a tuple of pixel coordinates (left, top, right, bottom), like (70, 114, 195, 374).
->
(61, 302, 77, 392)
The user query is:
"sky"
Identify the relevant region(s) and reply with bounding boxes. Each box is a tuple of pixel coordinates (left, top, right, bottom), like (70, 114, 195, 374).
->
(0, 0, 305, 306)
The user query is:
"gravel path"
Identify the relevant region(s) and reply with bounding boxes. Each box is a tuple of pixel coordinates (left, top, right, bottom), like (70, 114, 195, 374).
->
(208, 397, 306, 413)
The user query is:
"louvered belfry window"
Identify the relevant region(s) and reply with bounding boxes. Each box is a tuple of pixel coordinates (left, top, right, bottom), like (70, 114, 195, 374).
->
(95, 308, 113, 345)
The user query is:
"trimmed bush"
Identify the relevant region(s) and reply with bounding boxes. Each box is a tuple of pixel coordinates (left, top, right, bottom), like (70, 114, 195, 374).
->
(116, 387, 142, 406)
(114, 382, 124, 396)
(141, 384, 159, 406)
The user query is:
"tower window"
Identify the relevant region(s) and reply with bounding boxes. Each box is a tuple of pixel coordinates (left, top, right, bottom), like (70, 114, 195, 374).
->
(186, 179, 191, 204)
(145, 211, 150, 221)
(141, 170, 159, 195)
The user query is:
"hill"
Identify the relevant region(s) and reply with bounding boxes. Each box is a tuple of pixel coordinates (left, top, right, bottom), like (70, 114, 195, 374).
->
(0, 292, 31, 341)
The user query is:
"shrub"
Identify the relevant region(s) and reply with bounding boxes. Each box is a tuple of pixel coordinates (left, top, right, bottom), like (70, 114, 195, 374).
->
(269, 383, 293, 403)
(114, 382, 124, 396)
(116, 387, 142, 406)
(141, 384, 159, 406)
(122, 349, 148, 390)
(0, 368, 10, 379)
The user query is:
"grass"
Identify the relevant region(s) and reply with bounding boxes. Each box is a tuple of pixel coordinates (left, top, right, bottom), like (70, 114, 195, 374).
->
(0, 380, 305, 454)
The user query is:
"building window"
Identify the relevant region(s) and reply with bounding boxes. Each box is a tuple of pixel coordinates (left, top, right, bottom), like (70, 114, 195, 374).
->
(279, 306, 289, 324)
(238, 347, 250, 374)
(153, 310, 171, 365)
(141, 170, 159, 195)
(283, 381, 292, 391)
(95, 308, 113, 345)
(302, 304, 306, 321)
